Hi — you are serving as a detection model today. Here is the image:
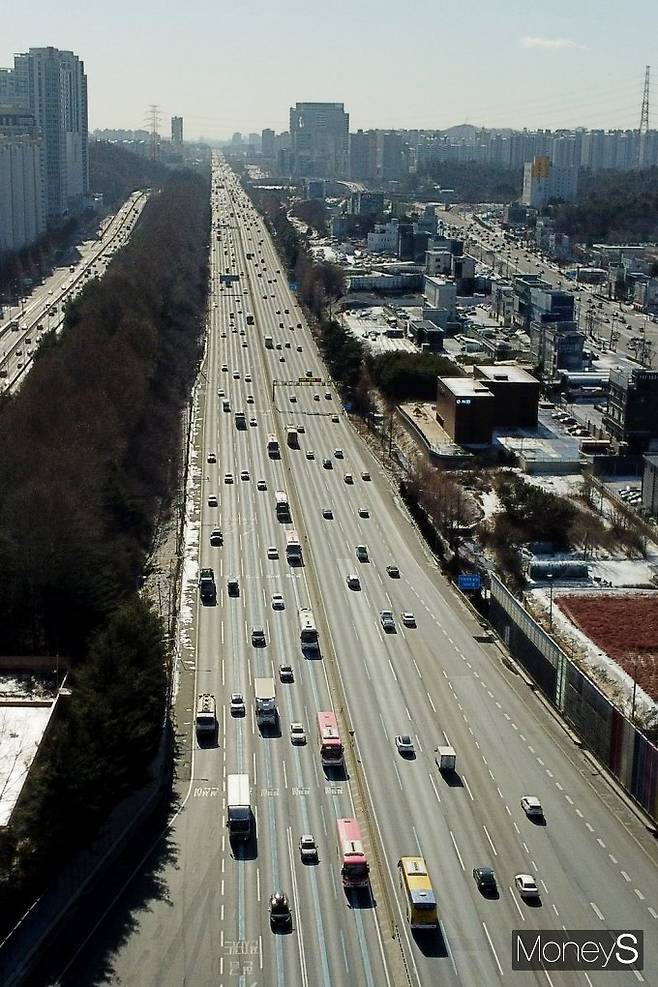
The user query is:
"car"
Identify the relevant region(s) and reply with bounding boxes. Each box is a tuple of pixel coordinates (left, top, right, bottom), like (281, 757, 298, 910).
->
(247, 395, 254, 404)
(334, 448, 344, 459)
(332, 415, 340, 423)
(520, 796, 544, 818)
(252, 626, 266, 646)
(306, 449, 315, 459)
(401, 611, 416, 627)
(290, 722, 306, 745)
(356, 545, 369, 561)
(313, 393, 320, 401)
(344, 473, 353, 484)
(361, 471, 371, 481)
(250, 417, 258, 427)
(299, 835, 318, 863)
(395, 734, 415, 755)
(358, 506, 369, 518)
(207, 451, 217, 463)
(346, 573, 361, 589)
(230, 693, 245, 716)
(473, 867, 498, 893)
(269, 891, 292, 930)
(232, 371, 240, 379)
(284, 308, 289, 314)
(279, 663, 294, 682)
(210, 528, 223, 546)
(297, 345, 303, 352)
(272, 593, 285, 610)
(217, 388, 225, 397)
(386, 565, 400, 578)
(240, 470, 250, 481)
(325, 392, 332, 400)
(207, 494, 218, 507)
(322, 458, 332, 469)
(276, 343, 282, 349)
(296, 322, 302, 329)
(221, 364, 228, 372)
(227, 577, 239, 596)
(241, 341, 248, 348)
(267, 545, 278, 559)
(289, 394, 297, 403)
(515, 873, 540, 899)
(224, 473, 234, 484)
(279, 356, 286, 362)
(285, 342, 291, 349)
(305, 369, 313, 378)
(257, 479, 267, 490)
(322, 507, 333, 519)
(380, 610, 396, 632)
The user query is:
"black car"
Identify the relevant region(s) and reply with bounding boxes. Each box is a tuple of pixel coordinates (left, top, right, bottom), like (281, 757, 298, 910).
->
(269, 891, 292, 930)
(473, 867, 497, 893)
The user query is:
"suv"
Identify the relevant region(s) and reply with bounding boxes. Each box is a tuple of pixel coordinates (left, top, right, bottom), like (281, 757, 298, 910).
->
(356, 545, 369, 562)
(252, 626, 266, 646)
(279, 663, 294, 682)
(380, 610, 396, 632)
(198, 568, 216, 603)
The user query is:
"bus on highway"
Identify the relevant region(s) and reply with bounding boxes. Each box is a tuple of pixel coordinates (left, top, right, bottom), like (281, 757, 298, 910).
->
(299, 607, 318, 645)
(337, 818, 369, 888)
(317, 711, 343, 767)
(267, 433, 280, 458)
(397, 856, 438, 930)
(285, 529, 302, 563)
(275, 489, 290, 521)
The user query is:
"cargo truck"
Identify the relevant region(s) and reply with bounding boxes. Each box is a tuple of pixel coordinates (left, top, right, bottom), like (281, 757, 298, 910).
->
(436, 746, 456, 772)
(254, 676, 277, 727)
(226, 773, 252, 839)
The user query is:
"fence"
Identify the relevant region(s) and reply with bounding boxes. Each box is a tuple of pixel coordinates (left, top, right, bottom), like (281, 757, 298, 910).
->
(489, 574, 658, 825)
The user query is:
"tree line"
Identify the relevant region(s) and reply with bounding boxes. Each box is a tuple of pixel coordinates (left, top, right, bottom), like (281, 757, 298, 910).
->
(0, 169, 210, 932)
(551, 167, 658, 244)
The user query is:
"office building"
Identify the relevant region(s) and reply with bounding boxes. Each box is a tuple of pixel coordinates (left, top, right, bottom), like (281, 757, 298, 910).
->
(436, 377, 495, 445)
(346, 191, 384, 215)
(379, 130, 405, 181)
(424, 276, 457, 319)
(349, 129, 377, 181)
(289, 102, 349, 177)
(521, 155, 578, 209)
(0, 107, 45, 252)
(261, 128, 275, 158)
(642, 455, 658, 517)
(473, 365, 540, 427)
(171, 116, 183, 144)
(605, 368, 658, 452)
(7, 46, 88, 222)
(530, 321, 585, 375)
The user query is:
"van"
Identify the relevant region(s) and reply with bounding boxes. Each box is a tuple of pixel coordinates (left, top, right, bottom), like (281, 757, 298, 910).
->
(222, 399, 230, 412)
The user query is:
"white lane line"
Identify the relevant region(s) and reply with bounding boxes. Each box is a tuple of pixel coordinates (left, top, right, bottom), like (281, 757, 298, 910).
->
(590, 902, 605, 921)
(429, 773, 441, 805)
(585, 822, 594, 832)
(552, 904, 560, 918)
(412, 658, 422, 678)
(609, 854, 618, 864)
(483, 825, 498, 857)
(256, 866, 260, 902)
(393, 761, 403, 791)
(482, 922, 504, 977)
(575, 808, 583, 818)
(621, 870, 631, 882)
(635, 889, 645, 901)
(596, 838, 606, 848)
(648, 907, 658, 919)
(427, 692, 436, 712)
(450, 830, 465, 871)
(510, 887, 525, 921)
(555, 782, 563, 791)
(388, 658, 398, 683)
(462, 774, 475, 802)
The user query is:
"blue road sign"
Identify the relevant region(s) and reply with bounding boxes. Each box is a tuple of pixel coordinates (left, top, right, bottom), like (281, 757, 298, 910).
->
(458, 573, 481, 591)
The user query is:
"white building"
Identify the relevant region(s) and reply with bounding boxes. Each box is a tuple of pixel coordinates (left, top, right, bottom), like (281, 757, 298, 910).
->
(425, 248, 452, 276)
(423, 276, 456, 318)
(522, 155, 578, 209)
(367, 220, 399, 253)
(0, 108, 45, 252)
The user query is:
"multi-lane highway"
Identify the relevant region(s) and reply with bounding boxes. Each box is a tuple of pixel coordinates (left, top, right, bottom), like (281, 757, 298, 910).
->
(0, 190, 147, 392)
(55, 157, 658, 987)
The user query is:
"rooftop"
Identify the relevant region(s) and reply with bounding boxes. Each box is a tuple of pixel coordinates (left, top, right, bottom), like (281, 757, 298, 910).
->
(475, 364, 539, 385)
(438, 376, 494, 399)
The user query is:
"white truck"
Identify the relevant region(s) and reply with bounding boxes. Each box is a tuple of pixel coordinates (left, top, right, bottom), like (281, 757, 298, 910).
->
(254, 676, 277, 727)
(436, 746, 456, 772)
(195, 694, 217, 736)
(226, 773, 252, 840)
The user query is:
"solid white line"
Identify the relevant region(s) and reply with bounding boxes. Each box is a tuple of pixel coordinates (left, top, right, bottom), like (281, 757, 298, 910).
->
(428, 773, 441, 804)
(450, 830, 465, 871)
(427, 692, 436, 712)
(483, 825, 498, 856)
(590, 901, 605, 921)
(510, 887, 525, 921)
(482, 921, 504, 977)
(462, 774, 475, 802)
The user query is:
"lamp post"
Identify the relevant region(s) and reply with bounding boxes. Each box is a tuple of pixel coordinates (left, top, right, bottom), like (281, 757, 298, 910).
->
(547, 574, 554, 631)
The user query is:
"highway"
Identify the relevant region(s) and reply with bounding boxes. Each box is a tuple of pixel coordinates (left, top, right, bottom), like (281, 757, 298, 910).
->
(0, 190, 147, 393)
(55, 157, 658, 987)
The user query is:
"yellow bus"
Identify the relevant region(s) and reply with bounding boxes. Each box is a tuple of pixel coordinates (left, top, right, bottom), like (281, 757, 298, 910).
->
(398, 856, 438, 929)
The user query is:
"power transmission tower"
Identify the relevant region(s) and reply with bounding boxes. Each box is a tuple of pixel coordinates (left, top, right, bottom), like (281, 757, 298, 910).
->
(640, 65, 650, 133)
(145, 104, 161, 161)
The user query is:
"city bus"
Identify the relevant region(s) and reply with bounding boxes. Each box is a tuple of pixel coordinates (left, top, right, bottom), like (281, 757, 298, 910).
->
(299, 607, 318, 645)
(397, 856, 438, 929)
(274, 489, 290, 521)
(285, 529, 302, 563)
(317, 711, 344, 767)
(267, 433, 280, 458)
(336, 818, 369, 888)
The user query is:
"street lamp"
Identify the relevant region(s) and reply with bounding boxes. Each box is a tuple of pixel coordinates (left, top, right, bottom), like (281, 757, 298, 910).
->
(547, 574, 554, 631)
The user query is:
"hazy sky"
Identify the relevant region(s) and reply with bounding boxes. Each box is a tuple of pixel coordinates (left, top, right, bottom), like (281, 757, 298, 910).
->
(5, 0, 658, 139)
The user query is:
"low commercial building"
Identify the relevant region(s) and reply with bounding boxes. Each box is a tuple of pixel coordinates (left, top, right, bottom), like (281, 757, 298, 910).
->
(426, 248, 452, 276)
(424, 276, 456, 318)
(436, 377, 495, 445)
(530, 320, 585, 375)
(409, 319, 444, 351)
(473, 364, 540, 427)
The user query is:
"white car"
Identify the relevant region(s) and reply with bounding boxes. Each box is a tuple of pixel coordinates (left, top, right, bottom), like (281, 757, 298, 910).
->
(401, 611, 416, 627)
(395, 734, 415, 756)
(515, 873, 540, 899)
(224, 473, 234, 484)
(361, 471, 371, 481)
(257, 479, 267, 490)
(358, 506, 369, 518)
(334, 448, 344, 459)
(207, 452, 217, 463)
(290, 722, 306, 745)
(240, 470, 250, 481)
(267, 546, 278, 559)
(520, 796, 544, 818)
(306, 449, 315, 459)
(230, 693, 245, 716)
(245, 374, 252, 382)
(232, 371, 240, 379)
(207, 494, 218, 507)
(272, 593, 285, 610)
